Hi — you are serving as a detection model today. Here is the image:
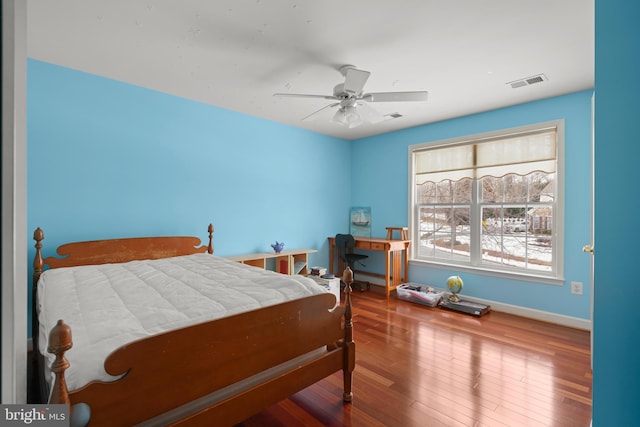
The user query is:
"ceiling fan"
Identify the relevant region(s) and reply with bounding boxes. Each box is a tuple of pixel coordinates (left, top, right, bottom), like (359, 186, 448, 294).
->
(273, 65, 428, 128)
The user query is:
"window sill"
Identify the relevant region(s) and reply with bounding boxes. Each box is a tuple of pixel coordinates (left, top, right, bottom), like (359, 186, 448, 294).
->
(409, 259, 564, 286)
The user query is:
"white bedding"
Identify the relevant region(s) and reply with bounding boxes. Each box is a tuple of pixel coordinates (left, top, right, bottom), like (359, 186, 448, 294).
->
(37, 253, 330, 392)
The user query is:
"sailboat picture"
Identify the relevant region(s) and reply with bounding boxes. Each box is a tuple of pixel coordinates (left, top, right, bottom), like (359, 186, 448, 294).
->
(350, 207, 371, 237)
(352, 210, 369, 227)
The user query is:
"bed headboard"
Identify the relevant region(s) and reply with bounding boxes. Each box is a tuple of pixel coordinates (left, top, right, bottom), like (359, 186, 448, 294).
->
(32, 224, 214, 287)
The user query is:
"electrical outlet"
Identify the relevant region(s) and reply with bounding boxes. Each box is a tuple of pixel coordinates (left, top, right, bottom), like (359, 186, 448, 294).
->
(571, 281, 583, 295)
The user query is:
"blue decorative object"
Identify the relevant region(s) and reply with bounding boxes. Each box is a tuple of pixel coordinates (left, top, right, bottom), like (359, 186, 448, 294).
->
(271, 241, 285, 253)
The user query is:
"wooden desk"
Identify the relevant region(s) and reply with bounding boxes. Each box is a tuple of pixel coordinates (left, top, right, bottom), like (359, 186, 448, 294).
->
(328, 236, 410, 297)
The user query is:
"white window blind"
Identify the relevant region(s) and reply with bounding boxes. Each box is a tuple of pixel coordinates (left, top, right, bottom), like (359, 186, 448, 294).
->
(415, 127, 557, 183)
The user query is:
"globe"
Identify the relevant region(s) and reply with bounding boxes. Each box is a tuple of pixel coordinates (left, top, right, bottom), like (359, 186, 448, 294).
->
(446, 275, 464, 302)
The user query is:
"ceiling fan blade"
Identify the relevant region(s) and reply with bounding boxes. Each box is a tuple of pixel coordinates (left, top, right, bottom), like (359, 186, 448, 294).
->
(302, 102, 340, 122)
(343, 67, 371, 95)
(363, 91, 429, 102)
(273, 93, 338, 100)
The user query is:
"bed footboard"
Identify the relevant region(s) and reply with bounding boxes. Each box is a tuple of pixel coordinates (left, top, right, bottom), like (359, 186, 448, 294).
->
(47, 273, 355, 426)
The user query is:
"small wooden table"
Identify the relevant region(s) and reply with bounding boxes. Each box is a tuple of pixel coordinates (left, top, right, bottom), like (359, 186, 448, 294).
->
(227, 249, 317, 275)
(328, 236, 410, 297)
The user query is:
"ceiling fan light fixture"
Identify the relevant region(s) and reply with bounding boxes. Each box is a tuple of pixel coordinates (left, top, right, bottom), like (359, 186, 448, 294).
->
(333, 106, 363, 128)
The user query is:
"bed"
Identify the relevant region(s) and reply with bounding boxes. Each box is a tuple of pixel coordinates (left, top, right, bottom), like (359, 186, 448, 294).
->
(32, 224, 355, 427)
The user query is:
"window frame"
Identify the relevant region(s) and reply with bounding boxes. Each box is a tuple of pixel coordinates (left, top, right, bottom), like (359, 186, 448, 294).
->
(408, 120, 565, 284)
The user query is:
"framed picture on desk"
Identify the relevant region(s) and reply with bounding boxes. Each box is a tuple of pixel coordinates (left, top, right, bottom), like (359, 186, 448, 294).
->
(350, 207, 371, 237)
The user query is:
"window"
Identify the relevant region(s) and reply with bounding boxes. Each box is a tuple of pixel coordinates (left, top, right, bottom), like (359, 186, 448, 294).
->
(409, 121, 563, 280)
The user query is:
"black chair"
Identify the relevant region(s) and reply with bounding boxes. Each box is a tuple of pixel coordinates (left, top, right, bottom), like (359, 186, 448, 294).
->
(335, 234, 369, 292)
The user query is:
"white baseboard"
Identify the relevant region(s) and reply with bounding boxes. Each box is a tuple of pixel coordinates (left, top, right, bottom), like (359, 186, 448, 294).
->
(358, 273, 592, 331)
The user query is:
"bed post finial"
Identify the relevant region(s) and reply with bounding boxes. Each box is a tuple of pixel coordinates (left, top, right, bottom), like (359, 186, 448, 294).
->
(48, 319, 73, 406)
(207, 223, 214, 254)
(33, 227, 44, 287)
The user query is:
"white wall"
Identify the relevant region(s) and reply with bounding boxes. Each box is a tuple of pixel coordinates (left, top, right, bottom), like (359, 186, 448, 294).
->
(1, 0, 28, 404)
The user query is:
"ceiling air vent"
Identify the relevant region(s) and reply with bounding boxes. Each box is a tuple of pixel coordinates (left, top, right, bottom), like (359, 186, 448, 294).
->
(507, 73, 547, 89)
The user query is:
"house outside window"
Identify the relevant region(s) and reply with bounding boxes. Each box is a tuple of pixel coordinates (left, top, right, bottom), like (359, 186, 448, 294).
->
(409, 121, 564, 281)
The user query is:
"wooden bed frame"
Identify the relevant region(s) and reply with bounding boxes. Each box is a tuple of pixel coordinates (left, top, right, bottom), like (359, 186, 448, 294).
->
(32, 224, 355, 427)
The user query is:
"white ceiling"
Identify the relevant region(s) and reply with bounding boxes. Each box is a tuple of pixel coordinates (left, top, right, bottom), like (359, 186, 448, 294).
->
(26, 0, 594, 140)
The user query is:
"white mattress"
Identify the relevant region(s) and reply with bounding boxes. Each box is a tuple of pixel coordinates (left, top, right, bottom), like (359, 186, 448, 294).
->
(37, 253, 330, 392)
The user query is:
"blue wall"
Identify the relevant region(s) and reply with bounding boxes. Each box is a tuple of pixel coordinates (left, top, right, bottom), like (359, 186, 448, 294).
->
(593, 0, 640, 424)
(351, 91, 594, 319)
(28, 60, 351, 255)
(27, 60, 352, 333)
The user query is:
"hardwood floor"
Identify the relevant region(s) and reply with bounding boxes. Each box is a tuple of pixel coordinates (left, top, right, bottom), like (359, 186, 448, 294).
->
(28, 290, 591, 426)
(239, 291, 592, 427)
